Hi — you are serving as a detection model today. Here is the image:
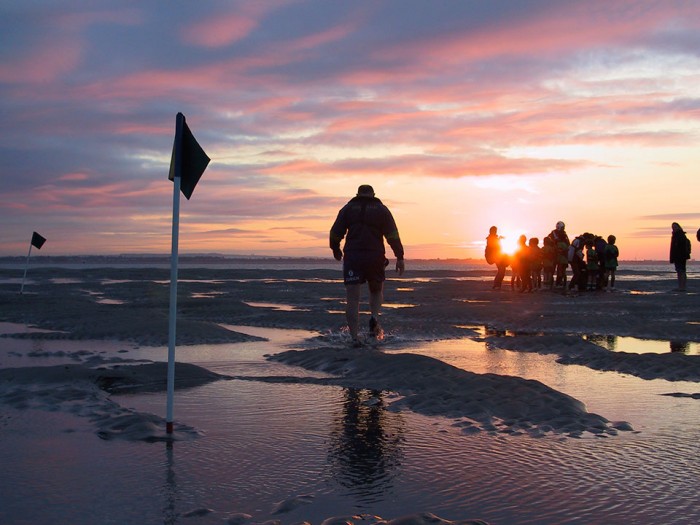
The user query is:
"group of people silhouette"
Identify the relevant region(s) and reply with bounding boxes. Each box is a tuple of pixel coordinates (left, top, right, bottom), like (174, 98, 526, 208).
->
(485, 221, 619, 294)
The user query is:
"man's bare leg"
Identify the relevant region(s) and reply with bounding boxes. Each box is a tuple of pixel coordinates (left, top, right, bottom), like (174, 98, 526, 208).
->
(345, 284, 361, 340)
(368, 281, 384, 337)
(368, 281, 383, 320)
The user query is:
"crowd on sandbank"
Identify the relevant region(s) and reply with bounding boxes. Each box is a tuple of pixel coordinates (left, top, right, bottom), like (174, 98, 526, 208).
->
(485, 220, 696, 294)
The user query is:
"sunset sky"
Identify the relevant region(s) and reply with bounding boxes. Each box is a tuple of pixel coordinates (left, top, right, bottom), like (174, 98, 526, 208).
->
(2, 1, 699, 260)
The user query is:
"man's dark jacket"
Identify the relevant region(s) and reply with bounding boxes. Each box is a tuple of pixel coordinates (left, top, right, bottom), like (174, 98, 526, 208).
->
(329, 196, 404, 258)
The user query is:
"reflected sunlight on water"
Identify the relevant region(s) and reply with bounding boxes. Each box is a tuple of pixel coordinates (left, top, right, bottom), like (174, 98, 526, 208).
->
(109, 329, 700, 524)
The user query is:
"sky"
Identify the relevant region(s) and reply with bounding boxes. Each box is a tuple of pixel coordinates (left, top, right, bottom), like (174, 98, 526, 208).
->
(2, 1, 699, 260)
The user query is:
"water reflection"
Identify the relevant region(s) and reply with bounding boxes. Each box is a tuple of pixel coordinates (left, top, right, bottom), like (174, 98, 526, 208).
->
(585, 334, 698, 355)
(162, 444, 177, 525)
(243, 301, 310, 312)
(328, 388, 405, 504)
(586, 334, 618, 351)
(670, 340, 690, 353)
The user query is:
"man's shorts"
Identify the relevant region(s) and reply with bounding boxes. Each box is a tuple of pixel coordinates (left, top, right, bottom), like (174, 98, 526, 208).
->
(343, 251, 387, 285)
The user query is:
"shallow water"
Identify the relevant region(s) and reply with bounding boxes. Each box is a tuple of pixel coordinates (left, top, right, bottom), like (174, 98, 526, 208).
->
(583, 334, 700, 355)
(2, 324, 700, 524)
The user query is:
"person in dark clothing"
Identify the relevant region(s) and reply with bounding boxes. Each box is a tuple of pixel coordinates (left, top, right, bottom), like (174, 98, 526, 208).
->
(529, 237, 542, 290)
(567, 233, 589, 293)
(547, 221, 569, 288)
(541, 236, 556, 289)
(603, 234, 619, 291)
(670, 222, 691, 291)
(485, 226, 508, 289)
(593, 235, 607, 289)
(330, 185, 405, 345)
(511, 234, 528, 291)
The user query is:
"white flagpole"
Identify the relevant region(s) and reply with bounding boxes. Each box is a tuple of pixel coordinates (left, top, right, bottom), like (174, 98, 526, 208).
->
(166, 113, 184, 434)
(20, 241, 33, 294)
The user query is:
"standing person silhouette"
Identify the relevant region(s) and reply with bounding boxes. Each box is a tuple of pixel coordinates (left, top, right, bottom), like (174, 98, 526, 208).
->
(670, 222, 691, 291)
(330, 185, 405, 346)
(547, 221, 570, 288)
(603, 235, 619, 291)
(485, 226, 508, 289)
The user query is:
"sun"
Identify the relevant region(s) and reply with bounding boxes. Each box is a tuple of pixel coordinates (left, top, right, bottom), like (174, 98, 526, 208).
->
(498, 230, 528, 256)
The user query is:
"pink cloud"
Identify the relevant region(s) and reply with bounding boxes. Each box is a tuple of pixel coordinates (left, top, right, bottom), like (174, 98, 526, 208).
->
(374, 2, 700, 71)
(57, 172, 90, 182)
(285, 23, 357, 52)
(258, 153, 588, 180)
(25, 180, 166, 213)
(182, 13, 258, 48)
(0, 36, 83, 84)
(112, 122, 172, 136)
(0, 8, 141, 84)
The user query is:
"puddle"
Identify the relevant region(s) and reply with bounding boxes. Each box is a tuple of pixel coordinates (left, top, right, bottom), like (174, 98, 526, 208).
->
(468, 325, 698, 355)
(218, 324, 319, 346)
(80, 290, 126, 305)
(382, 303, 416, 309)
(476, 325, 545, 337)
(0, 322, 64, 336)
(584, 334, 700, 355)
(243, 301, 311, 312)
(101, 279, 136, 285)
(191, 292, 225, 299)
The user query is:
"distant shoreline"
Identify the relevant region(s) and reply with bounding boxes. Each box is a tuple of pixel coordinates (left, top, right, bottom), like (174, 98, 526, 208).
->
(0, 254, 688, 266)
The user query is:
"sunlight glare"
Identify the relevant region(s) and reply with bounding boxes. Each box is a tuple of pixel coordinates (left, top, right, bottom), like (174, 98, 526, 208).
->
(498, 230, 526, 256)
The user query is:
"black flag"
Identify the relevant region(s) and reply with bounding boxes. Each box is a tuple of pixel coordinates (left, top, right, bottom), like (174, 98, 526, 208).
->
(31, 232, 46, 250)
(168, 113, 210, 200)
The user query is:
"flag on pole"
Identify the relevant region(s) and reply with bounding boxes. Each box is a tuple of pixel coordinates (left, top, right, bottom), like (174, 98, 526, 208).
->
(21, 231, 47, 294)
(166, 113, 210, 435)
(168, 114, 210, 200)
(31, 231, 47, 250)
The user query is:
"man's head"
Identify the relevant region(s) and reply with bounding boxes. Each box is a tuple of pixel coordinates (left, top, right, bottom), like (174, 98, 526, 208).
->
(357, 184, 375, 197)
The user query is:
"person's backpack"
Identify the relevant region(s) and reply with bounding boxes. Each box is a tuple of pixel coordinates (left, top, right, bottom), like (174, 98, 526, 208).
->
(485, 243, 496, 264)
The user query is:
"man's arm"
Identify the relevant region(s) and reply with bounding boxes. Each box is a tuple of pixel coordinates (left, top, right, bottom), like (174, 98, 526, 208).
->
(329, 210, 346, 261)
(383, 208, 405, 274)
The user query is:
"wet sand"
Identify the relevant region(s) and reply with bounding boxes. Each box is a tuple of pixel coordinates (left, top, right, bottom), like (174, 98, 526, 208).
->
(2, 263, 698, 352)
(1, 263, 699, 524)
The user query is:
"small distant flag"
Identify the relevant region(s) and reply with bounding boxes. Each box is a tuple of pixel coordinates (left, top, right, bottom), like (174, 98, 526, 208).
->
(31, 231, 47, 250)
(168, 113, 210, 200)
(21, 231, 47, 293)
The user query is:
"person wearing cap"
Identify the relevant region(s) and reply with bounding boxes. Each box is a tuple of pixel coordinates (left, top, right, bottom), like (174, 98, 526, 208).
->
(330, 184, 405, 346)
